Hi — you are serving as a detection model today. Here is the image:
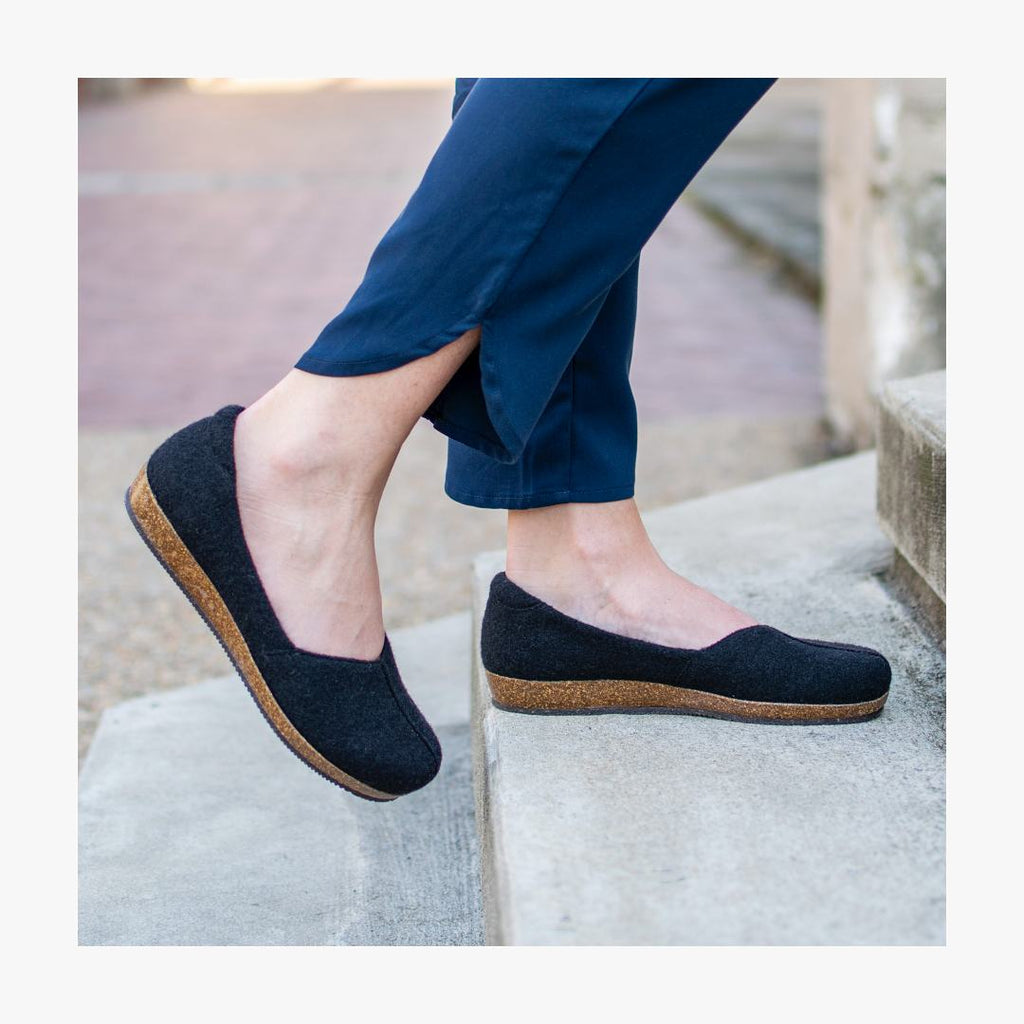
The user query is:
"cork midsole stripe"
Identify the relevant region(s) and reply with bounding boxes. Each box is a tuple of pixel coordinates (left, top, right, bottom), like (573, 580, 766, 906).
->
(128, 465, 398, 801)
(485, 669, 887, 722)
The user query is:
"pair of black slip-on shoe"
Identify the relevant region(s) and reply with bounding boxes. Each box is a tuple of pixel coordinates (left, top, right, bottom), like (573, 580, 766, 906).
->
(126, 405, 892, 801)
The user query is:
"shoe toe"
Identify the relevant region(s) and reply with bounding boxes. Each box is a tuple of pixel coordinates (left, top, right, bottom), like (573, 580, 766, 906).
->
(360, 736, 442, 797)
(261, 648, 442, 797)
(801, 639, 892, 704)
(846, 647, 892, 702)
(321, 694, 442, 797)
(711, 627, 892, 707)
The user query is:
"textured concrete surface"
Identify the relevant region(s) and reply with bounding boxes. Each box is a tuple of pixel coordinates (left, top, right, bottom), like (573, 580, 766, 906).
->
(877, 370, 946, 602)
(79, 613, 482, 946)
(471, 453, 945, 945)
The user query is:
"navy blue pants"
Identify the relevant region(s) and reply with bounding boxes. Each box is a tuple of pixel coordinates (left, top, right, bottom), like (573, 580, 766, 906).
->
(296, 78, 775, 509)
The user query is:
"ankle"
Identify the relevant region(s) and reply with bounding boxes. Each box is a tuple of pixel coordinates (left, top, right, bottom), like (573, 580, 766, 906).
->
(507, 499, 655, 574)
(505, 500, 664, 611)
(235, 394, 392, 506)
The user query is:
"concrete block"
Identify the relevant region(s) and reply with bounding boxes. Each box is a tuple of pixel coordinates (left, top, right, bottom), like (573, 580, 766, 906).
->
(877, 370, 946, 603)
(79, 613, 482, 945)
(472, 453, 944, 945)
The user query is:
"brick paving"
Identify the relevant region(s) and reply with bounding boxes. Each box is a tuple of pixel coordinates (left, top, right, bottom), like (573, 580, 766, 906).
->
(79, 78, 822, 428)
(79, 79, 827, 760)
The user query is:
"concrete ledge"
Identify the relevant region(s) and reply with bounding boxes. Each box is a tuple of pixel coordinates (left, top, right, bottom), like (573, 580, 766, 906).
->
(877, 370, 946, 604)
(472, 453, 945, 945)
(888, 549, 946, 649)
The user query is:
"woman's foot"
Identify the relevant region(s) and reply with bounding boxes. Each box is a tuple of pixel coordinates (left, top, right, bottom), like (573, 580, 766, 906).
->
(232, 330, 481, 660)
(480, 570, 890, 723)
(506, 498, 757, 651)
(127, 405, 443, 798)
(234, 387, 388, 661)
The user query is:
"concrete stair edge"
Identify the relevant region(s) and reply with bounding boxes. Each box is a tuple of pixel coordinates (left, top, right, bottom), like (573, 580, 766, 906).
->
(877, 370, 946, 611)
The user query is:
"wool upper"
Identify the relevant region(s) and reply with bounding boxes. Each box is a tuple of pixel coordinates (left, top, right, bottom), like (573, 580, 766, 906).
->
(480, 572, 891, 705)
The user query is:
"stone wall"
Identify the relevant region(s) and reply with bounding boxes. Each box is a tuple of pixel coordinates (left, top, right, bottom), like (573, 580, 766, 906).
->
(822, 79, 946, 449)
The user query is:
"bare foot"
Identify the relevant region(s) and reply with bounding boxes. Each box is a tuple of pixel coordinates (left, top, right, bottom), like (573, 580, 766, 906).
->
(233, 398, 387, 661)
(506, 499, 757, 650)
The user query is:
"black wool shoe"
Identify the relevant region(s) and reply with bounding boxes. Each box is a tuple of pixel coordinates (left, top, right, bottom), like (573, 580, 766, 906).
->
(125, 405, 441, 801)
(480, 572, 891, 725)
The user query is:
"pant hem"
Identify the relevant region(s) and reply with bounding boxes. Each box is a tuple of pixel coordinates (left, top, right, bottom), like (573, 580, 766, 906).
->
(295, 316, 526, 466)
(424, 410, 517, 464)
(294, 321, 475, 374)
(444, 481, 635, 511)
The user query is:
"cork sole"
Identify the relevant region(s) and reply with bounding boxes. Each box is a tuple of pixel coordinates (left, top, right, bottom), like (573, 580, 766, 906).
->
(485, 670, 887, 725)
(125, 465, 399, 802)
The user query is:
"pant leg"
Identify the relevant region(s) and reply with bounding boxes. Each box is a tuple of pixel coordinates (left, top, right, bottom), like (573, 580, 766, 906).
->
(296, 79, 775, 494)
(444, 256, 640, 507)
(443, 78, 641, 508)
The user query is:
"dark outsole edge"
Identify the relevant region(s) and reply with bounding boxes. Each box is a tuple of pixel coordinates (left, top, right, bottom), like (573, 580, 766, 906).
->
(123, 478, 396, 803)
(489, 697, 886, 726)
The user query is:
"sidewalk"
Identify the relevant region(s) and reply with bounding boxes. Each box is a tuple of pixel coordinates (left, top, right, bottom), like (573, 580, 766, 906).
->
(79, 79, 828, 760)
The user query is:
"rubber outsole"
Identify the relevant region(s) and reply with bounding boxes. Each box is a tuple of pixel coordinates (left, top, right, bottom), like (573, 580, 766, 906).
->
(125, 464, 400, 802)
(485, 669, 888, 726)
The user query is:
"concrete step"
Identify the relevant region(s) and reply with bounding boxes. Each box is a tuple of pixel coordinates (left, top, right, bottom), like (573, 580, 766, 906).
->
(79, 612, 482, 945)
(471, 452, 945, 945)
(687, 78, 823, 290)
(877, 370, 946, 638)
